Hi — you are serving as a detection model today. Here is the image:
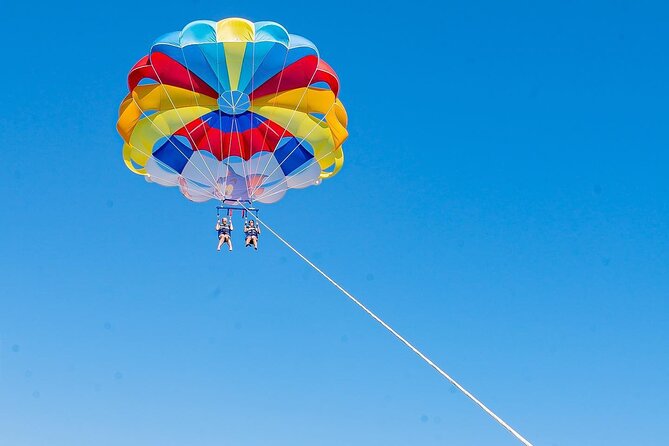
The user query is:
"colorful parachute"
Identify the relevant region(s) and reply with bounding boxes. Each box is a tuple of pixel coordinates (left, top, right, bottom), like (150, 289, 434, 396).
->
(117, 18, 348, 203)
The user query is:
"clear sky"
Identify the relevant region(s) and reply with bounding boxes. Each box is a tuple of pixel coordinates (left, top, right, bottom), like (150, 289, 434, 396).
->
(1, 1, 668, 445)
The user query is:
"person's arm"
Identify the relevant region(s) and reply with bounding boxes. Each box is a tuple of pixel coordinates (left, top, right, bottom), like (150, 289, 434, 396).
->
(257, 225, 261, 234)
(230, 222, 234, 231)
(216, 222, 220, 230)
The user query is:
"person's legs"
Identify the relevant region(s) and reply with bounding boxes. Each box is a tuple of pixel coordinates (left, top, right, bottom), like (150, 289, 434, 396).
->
(217, 235, 225, 251)
(252, 236, 258, 250)
(225, 235, 233, 251)
(245, 236, 251, 247)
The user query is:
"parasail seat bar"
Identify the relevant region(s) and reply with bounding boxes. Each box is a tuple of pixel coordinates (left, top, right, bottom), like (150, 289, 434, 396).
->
(216, 200, 259, 220)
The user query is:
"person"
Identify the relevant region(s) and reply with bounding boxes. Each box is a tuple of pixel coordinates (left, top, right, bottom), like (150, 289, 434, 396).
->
(216, 217, 233, 251)
(244, 219, 260, 250)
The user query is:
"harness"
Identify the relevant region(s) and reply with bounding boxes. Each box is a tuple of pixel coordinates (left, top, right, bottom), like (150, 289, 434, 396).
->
(245, 226, 259, 237)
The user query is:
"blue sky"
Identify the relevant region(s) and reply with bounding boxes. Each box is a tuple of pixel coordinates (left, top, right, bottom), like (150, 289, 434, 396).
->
(1, 1, 668, 445)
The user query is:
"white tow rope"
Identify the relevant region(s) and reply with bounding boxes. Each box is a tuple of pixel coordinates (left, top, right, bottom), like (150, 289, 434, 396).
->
(247, 210, 533, 446)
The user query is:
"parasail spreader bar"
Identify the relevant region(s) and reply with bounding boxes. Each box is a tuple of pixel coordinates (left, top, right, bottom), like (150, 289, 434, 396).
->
(216, 200, 259, 220)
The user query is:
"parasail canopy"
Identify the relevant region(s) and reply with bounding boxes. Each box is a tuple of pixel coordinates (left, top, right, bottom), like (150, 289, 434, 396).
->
(117, 18, 348, 203)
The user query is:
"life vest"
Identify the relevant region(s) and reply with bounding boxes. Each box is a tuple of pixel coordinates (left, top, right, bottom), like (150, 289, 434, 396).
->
(245, 226, 258, 237)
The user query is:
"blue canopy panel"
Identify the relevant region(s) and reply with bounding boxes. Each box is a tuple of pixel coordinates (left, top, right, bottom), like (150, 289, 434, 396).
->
(203, 110, 263, 132)
(274, 138, 314, 176)
(153, 136, 193, 174)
